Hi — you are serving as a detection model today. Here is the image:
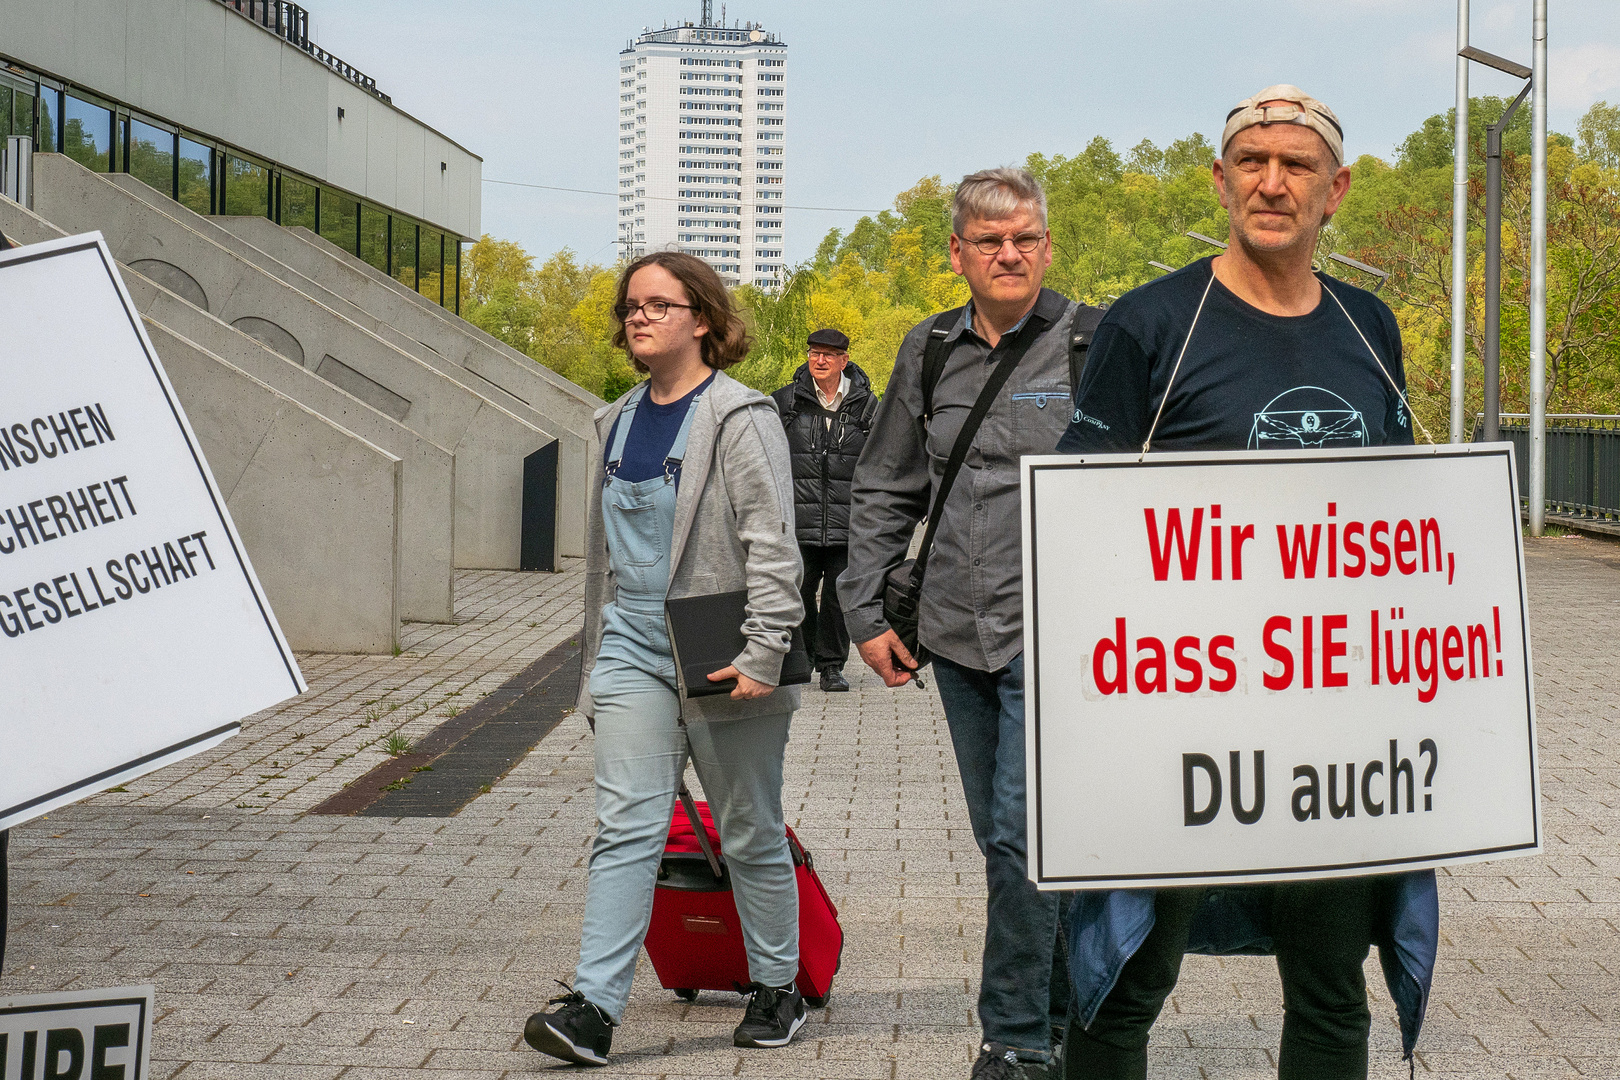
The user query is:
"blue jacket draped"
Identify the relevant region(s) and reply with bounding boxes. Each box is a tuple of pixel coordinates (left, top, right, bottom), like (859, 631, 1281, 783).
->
(1067, 871, 1438, 1059)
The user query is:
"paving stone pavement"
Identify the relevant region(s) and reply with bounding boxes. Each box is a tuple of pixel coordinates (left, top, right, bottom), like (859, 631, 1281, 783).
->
(3, 537, 1620, 1078)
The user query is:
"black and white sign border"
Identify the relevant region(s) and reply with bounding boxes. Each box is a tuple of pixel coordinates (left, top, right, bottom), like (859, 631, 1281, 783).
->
(0, 235, 303, 828)
(1023, 444, 1539, 887)
(0, 983, 154, 1080)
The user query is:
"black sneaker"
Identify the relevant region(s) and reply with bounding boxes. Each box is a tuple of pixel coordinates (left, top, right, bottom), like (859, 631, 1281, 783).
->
(971, 1041, 1048, 1079)
(523, 984, 613, 1066)
(819, 669, 850, 692)
(733, 982, 806, 1048)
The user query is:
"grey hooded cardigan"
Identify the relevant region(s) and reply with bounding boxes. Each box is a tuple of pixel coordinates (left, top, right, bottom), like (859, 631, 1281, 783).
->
(576, 370, 805, 722)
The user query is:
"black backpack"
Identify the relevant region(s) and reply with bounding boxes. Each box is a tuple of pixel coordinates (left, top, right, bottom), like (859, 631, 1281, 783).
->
(882, 300, 1107, 664)
(919, 301, 1107, 424)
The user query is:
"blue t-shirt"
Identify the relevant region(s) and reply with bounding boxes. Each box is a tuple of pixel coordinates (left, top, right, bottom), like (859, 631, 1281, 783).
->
(1058, 257, 1412, 454)
(606, 371, 715, 482)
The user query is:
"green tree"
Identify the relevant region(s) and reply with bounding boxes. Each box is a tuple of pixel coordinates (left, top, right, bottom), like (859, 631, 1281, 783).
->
(483, 104, 1620, 422)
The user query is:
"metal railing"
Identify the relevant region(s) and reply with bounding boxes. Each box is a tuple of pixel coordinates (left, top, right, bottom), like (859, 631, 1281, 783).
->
(214, 0, 390, 103)
(1476, 415, 1620, 521)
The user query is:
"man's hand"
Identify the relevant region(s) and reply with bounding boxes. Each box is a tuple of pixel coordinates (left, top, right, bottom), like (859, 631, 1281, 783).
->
(706, 666, 773, 700)
(856, 629, 919, 687)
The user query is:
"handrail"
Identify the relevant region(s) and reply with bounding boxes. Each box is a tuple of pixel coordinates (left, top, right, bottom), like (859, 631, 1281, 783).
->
(213, 0, 390, 103)
(1486, 413, 1620, 421)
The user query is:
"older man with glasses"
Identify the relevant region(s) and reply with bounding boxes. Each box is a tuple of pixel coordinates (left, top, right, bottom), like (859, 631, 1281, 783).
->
(840, 168, 1103, 1079)
(771, 329, 878, 692)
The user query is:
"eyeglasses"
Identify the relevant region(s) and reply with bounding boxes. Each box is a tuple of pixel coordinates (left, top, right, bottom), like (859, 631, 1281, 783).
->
(613, 300, 695, 322)
(962, 233, 1045, 256)
(807, 350, 847, 360)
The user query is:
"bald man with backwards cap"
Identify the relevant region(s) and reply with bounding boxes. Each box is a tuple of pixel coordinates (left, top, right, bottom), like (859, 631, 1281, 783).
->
(1053, 87, 1439, 1079)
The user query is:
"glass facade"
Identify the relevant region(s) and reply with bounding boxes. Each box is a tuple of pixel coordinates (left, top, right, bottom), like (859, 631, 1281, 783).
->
(63, 95, 112, 172)
(223, 154, 270, 217)
(3, 82, 36, 143)
(0, 67, 463, 312)
(281, 175, 317, 230)
(449, 241, 461, 310)
(177, 136, 212, 214)
(37, 88, 55, 152)
(129, 119, 175, 196)
(359, 204, 388, 272)
(391, 218, 416, 290)
(418, 229, 442, 305)
(319, 190, 358, 253)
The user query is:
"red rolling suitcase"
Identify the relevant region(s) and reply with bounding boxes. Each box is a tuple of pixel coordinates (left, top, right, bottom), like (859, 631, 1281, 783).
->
(643, 787, 844, 1007)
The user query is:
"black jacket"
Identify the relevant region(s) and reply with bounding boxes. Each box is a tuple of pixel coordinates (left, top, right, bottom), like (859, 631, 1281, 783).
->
(771, 361, 879, 547)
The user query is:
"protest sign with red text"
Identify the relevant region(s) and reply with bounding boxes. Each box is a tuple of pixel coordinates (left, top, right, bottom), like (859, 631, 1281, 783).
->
(1021, 445, 1537, 888)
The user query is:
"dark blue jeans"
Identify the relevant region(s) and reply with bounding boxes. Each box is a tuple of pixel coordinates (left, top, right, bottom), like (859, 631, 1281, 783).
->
(934, 653, 1064, 1063)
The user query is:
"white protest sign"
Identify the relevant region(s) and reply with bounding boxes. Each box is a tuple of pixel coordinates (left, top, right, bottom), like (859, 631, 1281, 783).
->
(0, 234, 305, 831)
(1023, 445, 1538, 888)
(0, 985, 153, 1079)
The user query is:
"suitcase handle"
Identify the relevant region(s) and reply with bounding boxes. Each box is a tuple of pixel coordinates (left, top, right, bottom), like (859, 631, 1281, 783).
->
(677, 784, 724, 881)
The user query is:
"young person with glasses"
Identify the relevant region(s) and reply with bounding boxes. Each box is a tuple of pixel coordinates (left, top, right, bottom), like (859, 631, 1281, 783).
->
(523, 252, 807, 1065)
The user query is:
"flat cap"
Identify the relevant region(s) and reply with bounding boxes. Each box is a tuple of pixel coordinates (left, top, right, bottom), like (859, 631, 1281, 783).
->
(808, 328, 850, 351)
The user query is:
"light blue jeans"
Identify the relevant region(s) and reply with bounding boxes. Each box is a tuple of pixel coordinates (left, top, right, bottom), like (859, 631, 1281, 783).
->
(574, 660, 799, 1021)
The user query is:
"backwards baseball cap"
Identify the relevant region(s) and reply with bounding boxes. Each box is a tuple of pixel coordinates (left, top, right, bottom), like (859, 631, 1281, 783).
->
(1222, 85, 1344, 166)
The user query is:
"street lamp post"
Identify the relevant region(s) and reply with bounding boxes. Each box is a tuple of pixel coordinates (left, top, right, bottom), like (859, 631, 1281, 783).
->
(1475, 66, 1533, 444)
(1457, 13, 1548, 533)
(1449, 0, 1471, 445)
(1529, 0, 1548, 535)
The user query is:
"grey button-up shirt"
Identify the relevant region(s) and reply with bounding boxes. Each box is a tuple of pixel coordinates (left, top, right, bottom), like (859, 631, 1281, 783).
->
(840, 287, 1079, 672)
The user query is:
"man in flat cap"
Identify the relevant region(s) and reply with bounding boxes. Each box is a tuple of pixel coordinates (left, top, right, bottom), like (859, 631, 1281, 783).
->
(1054, 86, 1439, 1079)
(771, 329, 877, 691)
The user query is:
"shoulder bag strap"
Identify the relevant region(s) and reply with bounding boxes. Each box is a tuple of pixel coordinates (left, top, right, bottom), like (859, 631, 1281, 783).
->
(909, 323, 1041, 587)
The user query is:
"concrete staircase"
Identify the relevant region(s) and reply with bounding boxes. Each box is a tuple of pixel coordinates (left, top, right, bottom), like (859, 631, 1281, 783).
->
(5, 153, 606, 653)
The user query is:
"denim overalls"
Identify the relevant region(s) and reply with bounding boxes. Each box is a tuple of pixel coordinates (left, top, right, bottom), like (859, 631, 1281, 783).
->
(573, 379, 800, 1019)
(593, 380, 705, 686)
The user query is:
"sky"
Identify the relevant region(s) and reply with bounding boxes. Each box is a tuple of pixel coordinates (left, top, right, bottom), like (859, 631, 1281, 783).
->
(311, 0, 1619, 266)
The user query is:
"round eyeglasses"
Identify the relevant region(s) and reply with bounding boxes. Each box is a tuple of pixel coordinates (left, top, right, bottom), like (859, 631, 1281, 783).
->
(613, 300, 695, 322)
(962, 233, 1045, 256)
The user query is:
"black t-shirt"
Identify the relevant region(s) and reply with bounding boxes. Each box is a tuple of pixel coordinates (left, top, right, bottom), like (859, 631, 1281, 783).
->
(1057, 257, 1412, 454)
(605, 371, 716, 482)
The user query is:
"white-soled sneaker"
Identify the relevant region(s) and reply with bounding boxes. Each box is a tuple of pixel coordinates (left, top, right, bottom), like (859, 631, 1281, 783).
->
(523, 985, 613, 1066)
(733, 982, 806, 1048)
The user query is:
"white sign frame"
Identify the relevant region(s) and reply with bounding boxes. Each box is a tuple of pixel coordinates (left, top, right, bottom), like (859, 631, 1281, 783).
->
(0, 234, 305, 832)
(0, 984, 154, 1080)
(1022, 444, 1539, 889)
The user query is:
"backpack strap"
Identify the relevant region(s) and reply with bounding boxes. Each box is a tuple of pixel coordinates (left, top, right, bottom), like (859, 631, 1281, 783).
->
(920, 306, 964, 424)
(859, 389, 880, 428)
(773, 383, 798, 428)
(1068, 303, 1108, 419)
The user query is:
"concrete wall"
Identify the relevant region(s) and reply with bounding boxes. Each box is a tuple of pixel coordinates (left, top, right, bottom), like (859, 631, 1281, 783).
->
(143, 320, 402, 654)
(121, 269, 456, 624)
(101, 179, 591, 560)
(0, 193, 402, 653)
(33, 154, 549, 570)
(0, 0, 479, 238)
(218, 215, 602, 558)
